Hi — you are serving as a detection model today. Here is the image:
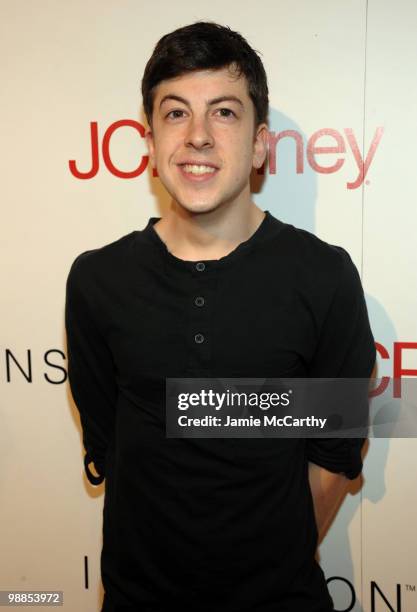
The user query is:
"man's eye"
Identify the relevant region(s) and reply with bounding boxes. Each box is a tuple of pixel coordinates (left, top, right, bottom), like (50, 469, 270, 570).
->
(216, 108, 236, 118)
(166, 110, 185, 119)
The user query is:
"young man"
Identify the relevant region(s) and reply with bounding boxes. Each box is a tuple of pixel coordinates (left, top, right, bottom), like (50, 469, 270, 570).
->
(65, 22, 376, 612)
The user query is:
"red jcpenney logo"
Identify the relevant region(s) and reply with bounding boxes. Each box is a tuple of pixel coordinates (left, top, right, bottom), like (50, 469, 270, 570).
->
(68, 121, 384, 190)
(372, 341, 417, 398)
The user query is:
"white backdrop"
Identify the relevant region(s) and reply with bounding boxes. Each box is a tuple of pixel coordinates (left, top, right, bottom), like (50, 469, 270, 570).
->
(1, 1, 416, 611)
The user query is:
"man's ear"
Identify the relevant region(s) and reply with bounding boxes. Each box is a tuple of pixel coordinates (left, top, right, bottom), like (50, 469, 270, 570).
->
(252, 123, 269, 170)
(145, 128, 156, 168)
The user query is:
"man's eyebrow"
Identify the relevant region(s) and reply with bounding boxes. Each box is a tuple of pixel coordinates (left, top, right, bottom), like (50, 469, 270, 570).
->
(158, 94, 244, 109)
(209, 95, 244, 108)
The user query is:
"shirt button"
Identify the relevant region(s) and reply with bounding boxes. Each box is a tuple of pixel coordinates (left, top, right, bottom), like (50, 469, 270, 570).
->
(194, 333, 205, 344)
(194, 296, 205, 307)
(195, 262, 205, 271)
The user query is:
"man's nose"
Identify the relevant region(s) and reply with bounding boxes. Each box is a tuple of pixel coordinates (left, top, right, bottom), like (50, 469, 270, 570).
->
(185, 116, 214, 149)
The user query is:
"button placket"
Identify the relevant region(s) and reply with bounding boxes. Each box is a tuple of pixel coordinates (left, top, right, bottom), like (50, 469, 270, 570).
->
(193, 263, 207, 345)
(186, 263, 215, 370)
(194, 264, 206, 309)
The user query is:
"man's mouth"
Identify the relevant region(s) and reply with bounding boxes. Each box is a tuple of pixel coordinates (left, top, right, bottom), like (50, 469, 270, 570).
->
(177, 163, 219, 182)
(180, 164, 217, 175)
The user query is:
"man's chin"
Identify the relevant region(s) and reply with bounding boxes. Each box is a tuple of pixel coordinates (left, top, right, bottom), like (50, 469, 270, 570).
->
(174, 200, 224, 216)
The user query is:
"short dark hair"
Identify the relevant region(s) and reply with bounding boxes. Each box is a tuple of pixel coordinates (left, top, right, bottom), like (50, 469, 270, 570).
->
(141, 21, 269, 129)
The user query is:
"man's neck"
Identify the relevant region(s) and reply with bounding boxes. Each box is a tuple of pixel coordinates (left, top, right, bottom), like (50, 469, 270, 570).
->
(152, 203, 265, 261)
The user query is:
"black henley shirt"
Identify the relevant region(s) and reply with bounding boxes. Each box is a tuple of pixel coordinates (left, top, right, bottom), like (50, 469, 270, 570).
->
(65, 209, 376, 612)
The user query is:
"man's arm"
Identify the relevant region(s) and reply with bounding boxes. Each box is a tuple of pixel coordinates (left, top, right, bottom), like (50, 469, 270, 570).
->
(308, 463, 349, 545)
(65, 252, 118, 485)
(308, 363, 377, 545)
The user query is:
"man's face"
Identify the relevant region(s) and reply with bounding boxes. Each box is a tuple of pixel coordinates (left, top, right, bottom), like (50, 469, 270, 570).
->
(145, 65, 268, 215)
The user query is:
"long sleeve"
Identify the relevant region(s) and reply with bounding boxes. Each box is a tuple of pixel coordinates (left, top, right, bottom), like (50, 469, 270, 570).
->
(306, 247, 376, 480)
(65, 252, 118, 485)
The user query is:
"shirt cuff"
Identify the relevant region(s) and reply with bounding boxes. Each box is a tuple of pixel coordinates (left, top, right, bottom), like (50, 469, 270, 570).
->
(306, 438, 366, 480)
(84, 452, 105, 485)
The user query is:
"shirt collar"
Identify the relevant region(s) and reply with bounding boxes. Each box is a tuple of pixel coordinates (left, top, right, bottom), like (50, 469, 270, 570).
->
(143, 210, 276, 275)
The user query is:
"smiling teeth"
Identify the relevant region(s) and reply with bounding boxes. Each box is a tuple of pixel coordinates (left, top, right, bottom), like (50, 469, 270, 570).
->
(182, 164, 216, 175)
